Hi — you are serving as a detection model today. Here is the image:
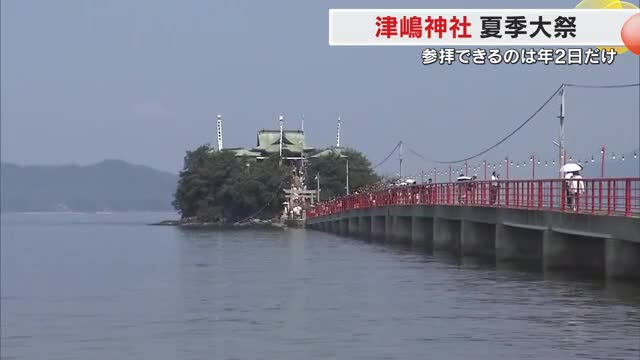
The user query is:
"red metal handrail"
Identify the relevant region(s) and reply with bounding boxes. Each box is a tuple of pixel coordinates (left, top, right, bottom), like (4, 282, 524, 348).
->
(306, 178, 640, 219)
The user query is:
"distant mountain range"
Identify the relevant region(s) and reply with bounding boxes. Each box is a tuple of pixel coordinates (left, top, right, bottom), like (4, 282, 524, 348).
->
(1, 160, 177, 213)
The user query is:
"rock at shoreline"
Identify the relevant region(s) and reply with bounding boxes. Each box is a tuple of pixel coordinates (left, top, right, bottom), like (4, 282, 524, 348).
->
(150, 219, 182, 226)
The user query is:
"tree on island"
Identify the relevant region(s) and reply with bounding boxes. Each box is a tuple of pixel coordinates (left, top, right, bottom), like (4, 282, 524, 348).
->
(173, 145, 378, 223)
(173, 144, 291, 223)
(304, 148, 380, 200)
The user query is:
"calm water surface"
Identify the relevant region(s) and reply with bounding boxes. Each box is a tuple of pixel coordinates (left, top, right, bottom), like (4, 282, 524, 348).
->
(1, 213, 639, 360)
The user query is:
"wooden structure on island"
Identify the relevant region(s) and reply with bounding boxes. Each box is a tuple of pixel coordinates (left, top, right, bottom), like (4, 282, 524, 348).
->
(284, 189, 319, 208)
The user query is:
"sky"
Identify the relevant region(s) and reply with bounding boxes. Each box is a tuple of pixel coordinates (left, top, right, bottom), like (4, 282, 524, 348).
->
(1, 0, 639, 178)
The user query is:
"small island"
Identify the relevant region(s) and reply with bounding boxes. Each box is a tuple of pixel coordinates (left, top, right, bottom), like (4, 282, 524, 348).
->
(159, 124, 379, 229)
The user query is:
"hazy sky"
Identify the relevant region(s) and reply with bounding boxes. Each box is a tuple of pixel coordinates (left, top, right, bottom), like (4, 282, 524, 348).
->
(1, 0, 639, 177)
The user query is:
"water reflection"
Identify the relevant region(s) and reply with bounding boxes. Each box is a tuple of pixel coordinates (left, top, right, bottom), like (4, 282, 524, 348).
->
(1, 214, 639, 360)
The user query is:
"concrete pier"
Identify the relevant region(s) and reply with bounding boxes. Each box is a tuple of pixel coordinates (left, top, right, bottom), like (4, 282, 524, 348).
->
(433, 218, 460, 254)
(330, 220, 339, 234)
(358, 216, 371, 238)
(391, 216, 412, 243)
(307, 205, 640, 281)
(371, 216, 386, 240)
(411, 217, 433, 249)
(543, 229, 606, 276)
(495, 223, 544, 266)
(339, 218, 348, 236)
(348, 217, 360, 237)
(606, 239, 640, 280)
(461, 220, 495, 257)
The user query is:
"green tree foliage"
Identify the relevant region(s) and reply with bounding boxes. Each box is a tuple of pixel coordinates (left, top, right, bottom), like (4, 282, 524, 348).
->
(173, 145, 291, 223)
(305, 148, 379, 199)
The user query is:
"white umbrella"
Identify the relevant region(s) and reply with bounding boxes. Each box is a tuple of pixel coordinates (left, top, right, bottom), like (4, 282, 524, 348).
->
(457, 175, 472, 181)
(560, 163, 582, 173)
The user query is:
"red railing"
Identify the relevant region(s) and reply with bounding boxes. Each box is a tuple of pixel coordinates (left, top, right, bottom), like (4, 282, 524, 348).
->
(306, 178, 640, 218)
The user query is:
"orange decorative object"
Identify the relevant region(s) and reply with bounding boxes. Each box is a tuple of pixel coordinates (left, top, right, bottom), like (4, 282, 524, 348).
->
(621, 13, 640, 55)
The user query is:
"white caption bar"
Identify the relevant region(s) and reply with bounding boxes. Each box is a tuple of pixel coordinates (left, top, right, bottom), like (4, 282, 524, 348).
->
(329, 9, 639, 46)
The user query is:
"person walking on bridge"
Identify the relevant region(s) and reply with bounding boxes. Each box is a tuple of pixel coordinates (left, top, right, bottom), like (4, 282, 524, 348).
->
(569, 171, 585, 211)
(565, 171, 574, 210)
(490, 171, 499, 205)
(426, 178, 434, 204)
(470, 175, 478, 204)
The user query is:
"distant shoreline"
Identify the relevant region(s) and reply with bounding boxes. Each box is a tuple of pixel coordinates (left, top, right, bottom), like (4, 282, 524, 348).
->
(1, 160, 177, 216)
(149, 218, 286, 230)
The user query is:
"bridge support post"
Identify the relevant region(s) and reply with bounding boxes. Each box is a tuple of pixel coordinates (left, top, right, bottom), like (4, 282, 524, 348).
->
(339, 218, 349, 236)
(461, 220, 495, 258)
(543, 230, 605, 276)
(384, 215, 393, 241)
(606, 239, 640, 280)
(495, 224, 544, 267)
(358, 216, 371, 238)
(371, 216, 386, 240)
(391, 216, 412, 243)
(348, 217, 359, 237)
(331, 220, 340, 234)
(433, 218, 461, 254)
(411, 217, 433, 250)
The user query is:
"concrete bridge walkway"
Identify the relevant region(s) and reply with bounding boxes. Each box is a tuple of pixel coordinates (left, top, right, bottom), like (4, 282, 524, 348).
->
(306, 179, 640, 280)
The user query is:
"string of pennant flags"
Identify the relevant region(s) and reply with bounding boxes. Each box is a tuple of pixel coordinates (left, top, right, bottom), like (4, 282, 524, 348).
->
(399, 145, 638, 181)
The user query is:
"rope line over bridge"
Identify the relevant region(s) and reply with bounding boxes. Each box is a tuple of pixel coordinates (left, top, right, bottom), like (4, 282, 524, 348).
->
(369, 82, 639, 168)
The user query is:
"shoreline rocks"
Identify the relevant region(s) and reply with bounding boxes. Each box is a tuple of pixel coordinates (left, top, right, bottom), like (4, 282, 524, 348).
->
(149, 218, 287, 229)
(150, 219, 182, 226)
